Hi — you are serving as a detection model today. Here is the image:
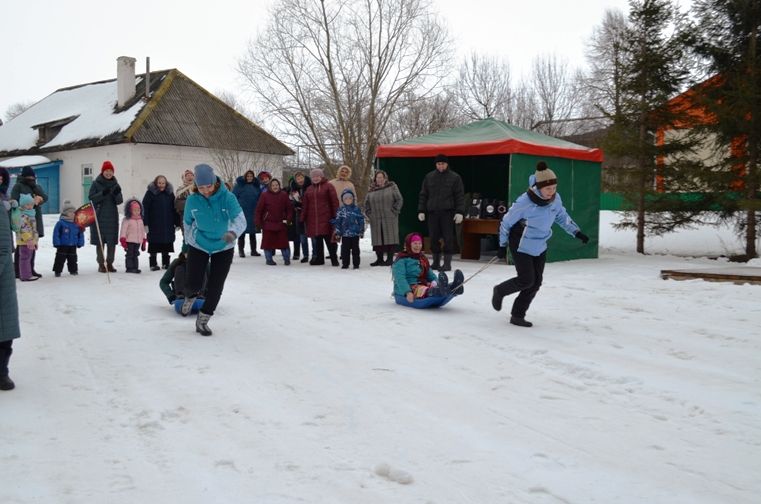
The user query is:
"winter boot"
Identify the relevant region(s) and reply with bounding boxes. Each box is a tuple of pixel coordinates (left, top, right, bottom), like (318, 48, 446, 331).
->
(98, 262, 107, 273)
(196, 312, 213, 336)
(0, 348, 14, 391)
(0, 375, 14, 391)
(180, 295, 198, 317)
(370, 251, 384, 267)
(491, 284, 507, 311)
(437, 271, 449, 290)
(510, 316, 533, 328)
(264, 250, 277, 265)
(441, 254, 452, 272)
(431, 253, 441, 270)
(330, 254, 340, 267)
(107, 262, 117, 273)
(238, 237, 246, 258)
(384, 251, 395, 266)
(450, 269, 465, 296)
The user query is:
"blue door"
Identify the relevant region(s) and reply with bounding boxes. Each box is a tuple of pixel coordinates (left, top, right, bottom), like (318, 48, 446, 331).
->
(8, 161, 61, 213)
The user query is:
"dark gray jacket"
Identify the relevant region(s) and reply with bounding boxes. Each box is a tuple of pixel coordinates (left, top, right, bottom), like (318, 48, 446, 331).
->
(0, 202, 20, 342)
(418, 168, 466, 214)
(88, 175, 124, 246)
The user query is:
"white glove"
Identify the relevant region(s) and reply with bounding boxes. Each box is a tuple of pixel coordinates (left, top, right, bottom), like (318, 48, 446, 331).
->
(430, 281, 438, 288)
(144, 225, 149, 234)
(418, 213, 425, 222)
(453, 213, 463, 224)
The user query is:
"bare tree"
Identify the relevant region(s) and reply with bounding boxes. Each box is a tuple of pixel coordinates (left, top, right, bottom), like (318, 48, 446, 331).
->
(530, 54, 582, 136)
(510, 81, 541, 130)
(215, 90, 263, 124)
(455, 52, 513, 121)
(384, 88, 461, 142)
(584, 9, 630, 120)
(4, 101, 35, 122)
(238, 0, 451, 201)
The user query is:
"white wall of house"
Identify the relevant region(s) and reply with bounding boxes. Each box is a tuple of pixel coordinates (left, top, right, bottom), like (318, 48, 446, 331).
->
(46, 143, 287, 210)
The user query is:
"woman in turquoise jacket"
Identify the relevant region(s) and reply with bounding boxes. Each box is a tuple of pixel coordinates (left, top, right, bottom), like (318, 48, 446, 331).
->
(181, 164, 246, 336)
(491, 161, 589, 327)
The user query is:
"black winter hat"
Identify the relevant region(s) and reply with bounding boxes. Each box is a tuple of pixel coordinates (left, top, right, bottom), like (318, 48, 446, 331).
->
(21, 166, 35, 178)
(434, 153, 449, 164)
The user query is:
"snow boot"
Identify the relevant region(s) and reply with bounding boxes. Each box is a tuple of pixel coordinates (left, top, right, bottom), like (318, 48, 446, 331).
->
(510, 316, 533, 328)
(450, 269, 464, 295)
(492, 283, 508, 311)
(330, 254, 340, 267)
(437, 271, 449, 289)
(384, 251, 395, 266)
(431, 253, 441, 270)
(196, 312, 213, 336)
(0, 375, 14, 391)
(370, 251, 384, 267)
(180, 295, 197, 317)
(98, 262, 107, 273)
(441, 254, 452, 272)
(106, 262, 117, 273)
(0, 348, 14, 391)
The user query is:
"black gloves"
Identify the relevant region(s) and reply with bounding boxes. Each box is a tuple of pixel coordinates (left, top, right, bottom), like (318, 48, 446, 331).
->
(497, 246, 507, 259)
(575, 231, 589, 244)
(102, 187, 111, 195)
(113, 187, 121, 195)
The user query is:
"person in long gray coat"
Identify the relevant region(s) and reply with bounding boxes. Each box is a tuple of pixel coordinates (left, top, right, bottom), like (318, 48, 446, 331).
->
(88, 161, 124, 272)
(11, 165, 48, 278)
(0, 198, 21, 391)
(365, 170, 403, 266)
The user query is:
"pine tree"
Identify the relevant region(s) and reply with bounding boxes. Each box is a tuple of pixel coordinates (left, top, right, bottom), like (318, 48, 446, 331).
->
(691, 0, 761, 259)
(604, 0, 698, 253)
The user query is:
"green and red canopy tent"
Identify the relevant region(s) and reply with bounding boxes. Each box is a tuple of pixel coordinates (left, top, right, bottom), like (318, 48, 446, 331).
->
(375, 118, 603, 262)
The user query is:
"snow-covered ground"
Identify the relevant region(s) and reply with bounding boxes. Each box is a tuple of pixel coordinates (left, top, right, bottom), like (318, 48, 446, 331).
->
(2, 212, 759, 504)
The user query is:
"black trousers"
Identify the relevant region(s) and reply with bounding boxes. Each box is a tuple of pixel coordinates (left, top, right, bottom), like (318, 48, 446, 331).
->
(0, 340, 12, 377)
(312, 235, 338, 260)
(96, 243, 116, 265)
(125, 243, 141, 271)
(237, 233, 257, 253)
(340, 236, 360, 267)
(149, 252, 170, 268)
(185, 246, 234, 316)
(53, 246, 78, 274)
(427, 210, 456, 254)
(495, 247, 547, 319)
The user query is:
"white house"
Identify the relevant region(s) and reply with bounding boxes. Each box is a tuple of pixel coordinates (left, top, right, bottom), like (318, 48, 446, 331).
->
(0, 57, 293, 210)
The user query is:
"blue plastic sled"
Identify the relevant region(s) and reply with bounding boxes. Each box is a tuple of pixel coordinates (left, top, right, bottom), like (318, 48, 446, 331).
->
(172, 298, 205, 315)
(394, 293, 455, 309)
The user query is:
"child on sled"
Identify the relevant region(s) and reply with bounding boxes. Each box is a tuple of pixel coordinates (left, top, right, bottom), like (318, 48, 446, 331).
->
(392, 232, 464, 305)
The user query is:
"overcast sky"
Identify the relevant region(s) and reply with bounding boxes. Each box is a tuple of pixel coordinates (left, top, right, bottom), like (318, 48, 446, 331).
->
(1, 0, 692, 123)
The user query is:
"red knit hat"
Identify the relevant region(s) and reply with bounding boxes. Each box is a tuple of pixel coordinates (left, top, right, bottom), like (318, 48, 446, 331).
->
(101, 160, 115, 173)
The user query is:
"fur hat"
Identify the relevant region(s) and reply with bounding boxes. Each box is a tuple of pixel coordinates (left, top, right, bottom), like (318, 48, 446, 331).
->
(534, 161, 557, 189)
(101, 160, 115, 174)
(21, 166, 35, 178)
(258, 171, 272, 182)
(194, 164, 215, 186)
(19, 193, 35, 207)
(434, 153, 448, 164)
(310, 168, 325, 179)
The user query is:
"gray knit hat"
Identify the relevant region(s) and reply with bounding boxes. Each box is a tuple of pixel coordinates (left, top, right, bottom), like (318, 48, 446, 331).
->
(534, 161, 557, 188)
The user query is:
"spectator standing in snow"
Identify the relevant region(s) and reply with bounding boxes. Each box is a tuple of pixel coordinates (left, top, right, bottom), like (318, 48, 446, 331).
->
(301, 168, 339, 266)
(288, 172, 312, 262)
(331, 189, 365, 269)
(364, 170, 403, 266)
(232, 170, 263, 258)
(491, 161, 590, 327)
(120, 199, 147, 274)
(417, 153, 465, 272)
(51, 202, 84, 277)
(142, 175, 176, 270)
(15, 194, 39, 282)
(11, 166, 48, 279)
(0, 192, 21, 390)
(175, 169, 195, 236)
(88, 161, 123, 273)
(328, 165, 356, 207)
(181, 164, 246, 336)
(255, 178, 293, 266)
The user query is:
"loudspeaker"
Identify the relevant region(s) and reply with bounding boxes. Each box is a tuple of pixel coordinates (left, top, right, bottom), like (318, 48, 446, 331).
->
(496, 200, 508, 217)
(481, 198, 498, 219)
(466, 197, 482, 219)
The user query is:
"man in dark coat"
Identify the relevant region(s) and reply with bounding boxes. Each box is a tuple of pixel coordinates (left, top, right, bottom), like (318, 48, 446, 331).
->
(417, 154, 465, 271)
(88, 161, 124, 272)
(11, 166, 48, 278)
(288, 172, 312, 262)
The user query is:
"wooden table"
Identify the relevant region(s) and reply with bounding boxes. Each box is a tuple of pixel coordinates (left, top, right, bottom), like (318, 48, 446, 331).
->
(461, 218, 500, 260)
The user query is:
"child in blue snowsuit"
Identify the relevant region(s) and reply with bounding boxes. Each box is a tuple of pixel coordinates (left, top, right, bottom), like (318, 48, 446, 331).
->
(52, 202, 85, 276)
(491, 161, 590, 327)
(331, 189, 365, 269)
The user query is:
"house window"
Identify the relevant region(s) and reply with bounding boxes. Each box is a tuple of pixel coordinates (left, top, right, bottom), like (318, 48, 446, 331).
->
(31, 115, 79, 145)
(82, 164, 93, 177)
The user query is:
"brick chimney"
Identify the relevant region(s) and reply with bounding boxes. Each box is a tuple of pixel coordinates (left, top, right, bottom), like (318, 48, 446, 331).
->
(117, 56, 137, 108)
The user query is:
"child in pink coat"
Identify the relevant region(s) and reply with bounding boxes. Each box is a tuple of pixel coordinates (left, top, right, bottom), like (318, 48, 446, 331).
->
(120, 199, 147, 273)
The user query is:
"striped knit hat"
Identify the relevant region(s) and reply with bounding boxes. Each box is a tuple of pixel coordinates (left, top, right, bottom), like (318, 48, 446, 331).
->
(534, 161, 557, 188)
